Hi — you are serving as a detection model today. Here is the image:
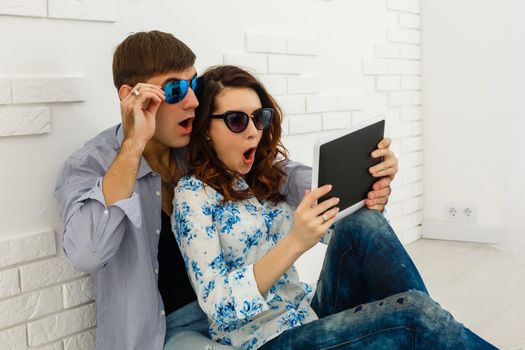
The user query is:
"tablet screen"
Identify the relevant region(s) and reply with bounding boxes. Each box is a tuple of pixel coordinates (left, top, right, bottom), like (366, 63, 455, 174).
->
(315, 118, 385, 219)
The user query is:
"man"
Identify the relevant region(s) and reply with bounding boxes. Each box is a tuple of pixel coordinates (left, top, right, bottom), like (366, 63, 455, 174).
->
(54, 31, 397, 350)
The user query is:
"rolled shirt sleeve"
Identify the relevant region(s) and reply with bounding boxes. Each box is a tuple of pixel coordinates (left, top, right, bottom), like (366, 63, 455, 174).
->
(55, 155, 142, 273)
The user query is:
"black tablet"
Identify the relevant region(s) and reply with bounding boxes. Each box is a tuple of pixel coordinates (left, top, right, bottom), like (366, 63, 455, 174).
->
(312, 117, 385, 221)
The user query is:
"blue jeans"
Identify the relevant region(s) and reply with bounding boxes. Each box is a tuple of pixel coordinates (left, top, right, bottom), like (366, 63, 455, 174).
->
(260, 208, 496, 350)
(164, 301, 237, 349)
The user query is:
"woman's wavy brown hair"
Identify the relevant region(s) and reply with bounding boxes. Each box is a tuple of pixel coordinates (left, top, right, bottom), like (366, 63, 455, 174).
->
(188, 65, 289, 203)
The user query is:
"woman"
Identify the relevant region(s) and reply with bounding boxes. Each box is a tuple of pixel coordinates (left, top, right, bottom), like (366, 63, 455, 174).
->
(171, 65, 495, 350)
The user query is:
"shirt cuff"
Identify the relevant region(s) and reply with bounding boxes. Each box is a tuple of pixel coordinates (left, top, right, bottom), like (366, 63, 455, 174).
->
(76, 178, 142, 228)
(229, 264, 271, 320)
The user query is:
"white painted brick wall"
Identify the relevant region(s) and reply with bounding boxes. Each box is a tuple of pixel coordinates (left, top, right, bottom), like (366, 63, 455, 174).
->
(399, 13, 420, 29)
(401, 136, 423, 153)
(400, 106, 421, 121)
(27, 303, 96, 347)
(223, 54, 267, 74)
(287, 37, 319, 56)
(387, 0, 420, 14)
(398, 151, 423, 170)
(268, 55, 302, 74)
(258, 75, 287, 95)
(375, 43, 400, 58)
(389, 91, 413, 106)
(12, 77, 87, 104)
(0, 107, 51, 137)
(275, 95, 306, 115)
(389, 60, 421, 75)
(401, 76, 421, 90)
(335, 95, 364, 111)
(0, 230, 95, 349)
(48, 0, 116, 22)
(0, 268, 20, 299)
(63, 330, 96, 350)
(387, 28, 420, 44)
(288, 114, 322, 134)
(0, 325, 26, 350)
(403, 166, 423, 184)
(0, 230, 55, 267)
(362, 60, 389, 75)
(376, 76, 401, 91)
(400, 44, 421, 59)
(20, 256, 86, 292)
(0, 286, 63, 329)
(62, 277, 93, 308)
(287, 76, 320, 95)
(0, 0, 47, 18)
(245, 33, 287, 54)
(0, 78, 11, 104)
(306, 95, 337, 113)
(322, 112, 353, 130)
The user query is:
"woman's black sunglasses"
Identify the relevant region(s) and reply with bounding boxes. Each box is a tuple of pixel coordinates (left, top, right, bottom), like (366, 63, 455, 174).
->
(209, 108, 274, 133)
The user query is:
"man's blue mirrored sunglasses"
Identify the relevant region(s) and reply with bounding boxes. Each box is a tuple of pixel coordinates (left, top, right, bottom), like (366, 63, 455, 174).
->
(163, 76, 202, 104)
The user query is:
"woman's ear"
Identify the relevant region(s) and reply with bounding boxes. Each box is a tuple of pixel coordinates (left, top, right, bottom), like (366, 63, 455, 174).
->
(118, 85, 133, 101)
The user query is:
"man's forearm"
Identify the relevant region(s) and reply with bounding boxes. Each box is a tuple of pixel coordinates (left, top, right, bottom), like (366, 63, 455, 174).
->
(102, 138, 146, 206)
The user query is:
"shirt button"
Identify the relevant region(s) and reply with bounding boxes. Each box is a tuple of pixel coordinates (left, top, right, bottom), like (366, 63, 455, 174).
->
(103, 209, 109, 216)
(156, 191, 161, 196)
(156, 229, 161, 235)
(161, 310, 165, 316)
(155, 268, 159, 274)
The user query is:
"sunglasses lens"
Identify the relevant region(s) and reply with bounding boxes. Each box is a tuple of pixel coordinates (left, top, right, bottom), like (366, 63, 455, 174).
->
(164, 80, 189, 104)
(254, 108, 274, 130)
(226, 112, 249, 133)
(192, 77, 202, 93)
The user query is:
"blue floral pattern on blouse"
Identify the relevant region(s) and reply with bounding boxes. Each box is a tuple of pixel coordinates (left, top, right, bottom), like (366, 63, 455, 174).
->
(172, 175, 333, 350)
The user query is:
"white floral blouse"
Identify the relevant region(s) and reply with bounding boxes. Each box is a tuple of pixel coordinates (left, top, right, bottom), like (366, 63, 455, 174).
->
(171, 175, 333, 350)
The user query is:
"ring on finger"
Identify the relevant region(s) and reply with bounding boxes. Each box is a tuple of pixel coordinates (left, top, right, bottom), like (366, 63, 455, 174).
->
(132, 88, 140, 97)
(321, 214, 328, 224)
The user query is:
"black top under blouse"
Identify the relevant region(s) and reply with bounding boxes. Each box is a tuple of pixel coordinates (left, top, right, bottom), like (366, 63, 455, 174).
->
(157, 210, 197, 315)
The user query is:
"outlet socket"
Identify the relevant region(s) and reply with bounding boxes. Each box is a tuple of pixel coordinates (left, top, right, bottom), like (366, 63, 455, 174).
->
(446, 202, 477, 223)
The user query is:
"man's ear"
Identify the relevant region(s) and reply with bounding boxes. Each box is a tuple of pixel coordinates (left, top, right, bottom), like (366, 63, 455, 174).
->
(118, 85, 133, 101)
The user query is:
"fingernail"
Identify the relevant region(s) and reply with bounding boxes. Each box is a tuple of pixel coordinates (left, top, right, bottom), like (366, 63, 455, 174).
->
(335, 198, 340, 203)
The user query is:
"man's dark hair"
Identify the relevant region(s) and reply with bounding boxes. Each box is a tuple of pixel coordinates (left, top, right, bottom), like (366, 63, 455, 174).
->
(112, 30, 196, 89)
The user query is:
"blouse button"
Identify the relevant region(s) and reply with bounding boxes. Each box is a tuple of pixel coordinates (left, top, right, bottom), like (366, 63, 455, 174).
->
(155, 191, 161, 196)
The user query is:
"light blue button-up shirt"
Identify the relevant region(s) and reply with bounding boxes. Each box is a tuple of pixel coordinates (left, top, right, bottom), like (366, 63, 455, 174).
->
(54, 124, 312, 350)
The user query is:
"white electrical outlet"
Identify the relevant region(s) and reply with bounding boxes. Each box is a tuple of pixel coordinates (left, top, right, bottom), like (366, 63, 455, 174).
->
(446, 202, 477, 223)
(446, 203, 460, 221)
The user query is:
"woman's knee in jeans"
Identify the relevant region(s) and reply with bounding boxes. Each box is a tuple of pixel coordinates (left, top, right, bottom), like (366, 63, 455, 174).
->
(335, 208, 395, 248)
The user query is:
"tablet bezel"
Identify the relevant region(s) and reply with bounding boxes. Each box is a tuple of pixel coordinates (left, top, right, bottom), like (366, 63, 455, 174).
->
(312, 115, 385, 221)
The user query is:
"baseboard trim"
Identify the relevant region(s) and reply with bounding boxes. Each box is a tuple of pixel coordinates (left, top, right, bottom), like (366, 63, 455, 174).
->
(422, 221, 502, 244)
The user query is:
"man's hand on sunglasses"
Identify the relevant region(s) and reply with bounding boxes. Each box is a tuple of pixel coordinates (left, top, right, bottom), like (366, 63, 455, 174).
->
(366, 137, 398, 212)
(120, 83, 165, 148)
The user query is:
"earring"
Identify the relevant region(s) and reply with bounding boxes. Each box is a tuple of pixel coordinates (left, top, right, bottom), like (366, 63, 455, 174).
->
(205, 136, 211, 141)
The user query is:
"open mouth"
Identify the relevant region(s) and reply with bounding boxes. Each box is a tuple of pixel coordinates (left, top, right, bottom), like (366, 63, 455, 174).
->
(242, 147, 257, 164)
(178, 117, 193, 132)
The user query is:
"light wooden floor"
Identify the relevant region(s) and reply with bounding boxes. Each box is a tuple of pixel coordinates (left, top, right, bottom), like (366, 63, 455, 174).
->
(406, 239, 525, 350)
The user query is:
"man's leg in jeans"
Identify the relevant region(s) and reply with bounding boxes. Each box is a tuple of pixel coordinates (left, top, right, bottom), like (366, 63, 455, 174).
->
(312, 207, 428, 317)
(261, 290, 496, 349)
(164, 301, 239, 350)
